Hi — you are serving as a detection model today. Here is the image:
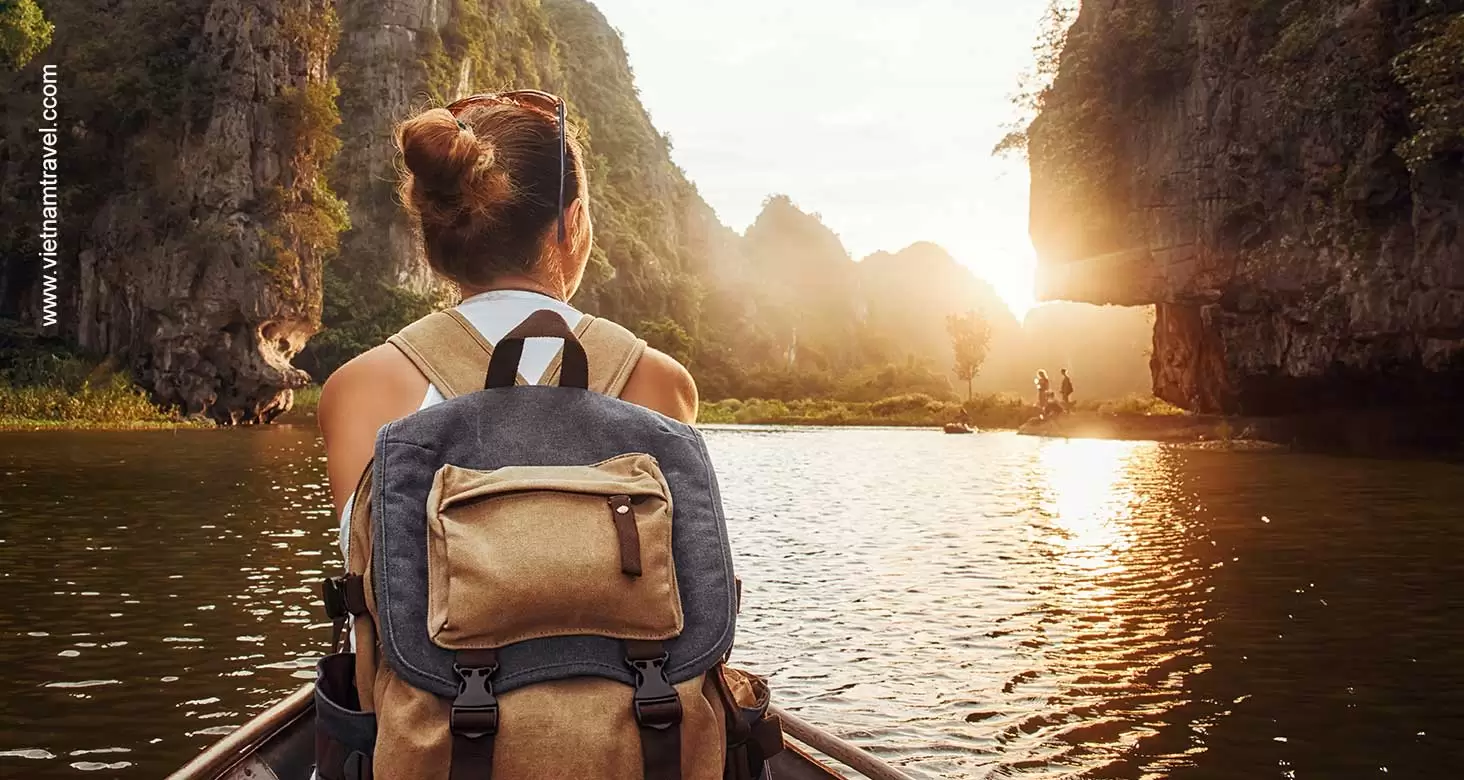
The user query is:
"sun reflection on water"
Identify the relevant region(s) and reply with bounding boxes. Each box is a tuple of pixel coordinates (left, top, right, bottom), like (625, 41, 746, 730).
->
(999, 439, 1216, 775)
(1036, 439, 1145, 577)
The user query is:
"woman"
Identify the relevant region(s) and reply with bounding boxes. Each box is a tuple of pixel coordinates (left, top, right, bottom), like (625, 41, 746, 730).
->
(318, 91, 697, 521)
(1034, 369, 1051, 409)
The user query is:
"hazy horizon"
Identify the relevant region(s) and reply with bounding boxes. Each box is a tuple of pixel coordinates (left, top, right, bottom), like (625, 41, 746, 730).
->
(594, 0, 1053, 318)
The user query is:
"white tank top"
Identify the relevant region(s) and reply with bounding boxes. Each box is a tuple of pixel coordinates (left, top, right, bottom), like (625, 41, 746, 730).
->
(337, 290, 583, 559)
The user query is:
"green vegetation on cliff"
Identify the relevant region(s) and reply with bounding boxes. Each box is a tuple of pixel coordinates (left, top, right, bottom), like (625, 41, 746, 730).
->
(0, 0, 213, 299)
(1017, 0, 1191, 261)
(1393, 9, 1464, 171)
(0, 0, 52, 71)
(262, 6, 348, 314)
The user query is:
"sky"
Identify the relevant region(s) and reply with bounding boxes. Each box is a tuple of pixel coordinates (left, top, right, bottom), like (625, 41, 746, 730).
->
(592, 0, 1054, 317)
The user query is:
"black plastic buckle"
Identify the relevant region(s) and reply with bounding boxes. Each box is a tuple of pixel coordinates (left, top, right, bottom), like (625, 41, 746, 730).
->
(450, 662, 500, 739)
(627, 652, 682, 730)
(321, 577, 347, 620)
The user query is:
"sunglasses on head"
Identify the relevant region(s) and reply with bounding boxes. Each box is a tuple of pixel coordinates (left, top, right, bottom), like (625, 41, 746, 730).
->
(446, 89, 569, 243)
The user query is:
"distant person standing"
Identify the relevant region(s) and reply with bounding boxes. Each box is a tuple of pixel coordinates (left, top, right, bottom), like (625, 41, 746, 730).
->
(1060, 368, 1075, 409)
(1034, 369, 1051, 409)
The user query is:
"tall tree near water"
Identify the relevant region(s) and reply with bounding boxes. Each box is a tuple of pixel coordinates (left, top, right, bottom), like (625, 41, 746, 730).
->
(946, 310, 992, 401)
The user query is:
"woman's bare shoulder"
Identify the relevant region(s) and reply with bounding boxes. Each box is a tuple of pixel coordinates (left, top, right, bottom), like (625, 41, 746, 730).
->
(318, 343, 430, 437)
(621, 347, 698, 424)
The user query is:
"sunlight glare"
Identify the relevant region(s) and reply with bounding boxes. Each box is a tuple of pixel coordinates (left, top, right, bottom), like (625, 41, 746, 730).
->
(1037, 440, 1141, 575)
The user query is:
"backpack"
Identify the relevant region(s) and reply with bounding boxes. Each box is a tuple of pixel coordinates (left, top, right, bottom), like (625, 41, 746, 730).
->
(315, 309, 783, 780)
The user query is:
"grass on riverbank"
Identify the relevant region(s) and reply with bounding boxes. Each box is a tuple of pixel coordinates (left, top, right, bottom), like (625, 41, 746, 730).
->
(291, 383, 1192, 429)
(1091, 394, 1187, 416)
(290, 385, 322, 414)
(697, 392, 1189, 429)
(698, 393, 1035, 428)
(0, 333, 1187, 435)
(0, 323, 202, 430)
(0, 374, 204, 429)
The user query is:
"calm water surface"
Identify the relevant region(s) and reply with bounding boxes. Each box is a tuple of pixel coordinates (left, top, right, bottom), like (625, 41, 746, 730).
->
(2, 426, 1462, 778)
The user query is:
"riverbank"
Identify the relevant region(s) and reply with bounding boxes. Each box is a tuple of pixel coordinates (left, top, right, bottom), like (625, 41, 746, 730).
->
(1018, 407, 1464, 458)
(25, 381, 1192, 434)
(287, 390, 1030, 428)
(0, 323, 204, 430)
(696, 393, 1187, 429)
(696, 394, 1033, 428)
(1018, 411, 1239, 443)
(0, 374, 206, 431)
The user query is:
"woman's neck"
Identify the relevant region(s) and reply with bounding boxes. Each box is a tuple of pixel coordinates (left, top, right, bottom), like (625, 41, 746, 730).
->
(459, 275, 565, 302)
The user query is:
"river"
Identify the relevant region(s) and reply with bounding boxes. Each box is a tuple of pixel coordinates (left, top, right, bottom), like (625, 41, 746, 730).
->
(1, 425, 1462, 778)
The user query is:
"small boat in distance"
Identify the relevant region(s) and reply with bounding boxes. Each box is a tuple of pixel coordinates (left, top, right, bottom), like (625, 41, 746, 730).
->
(168, 683, 916, 780)
(943, 423, 976, 434)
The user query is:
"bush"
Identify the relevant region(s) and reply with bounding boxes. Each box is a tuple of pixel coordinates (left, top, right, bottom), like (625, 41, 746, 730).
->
(1092, 393, 1187, 416)
(1392, 11, 1464, 171)
(696, 392, 1032, 429)
(870, 393, 941, 416)
(0, 0, 53, 71)
(0, 319, 194, 427)
(0, 373, 188, 426)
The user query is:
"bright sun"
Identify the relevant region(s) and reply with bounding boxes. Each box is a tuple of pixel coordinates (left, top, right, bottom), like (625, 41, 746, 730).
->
(952, 230, 1041, 322)
(995, 267, 1038, 321)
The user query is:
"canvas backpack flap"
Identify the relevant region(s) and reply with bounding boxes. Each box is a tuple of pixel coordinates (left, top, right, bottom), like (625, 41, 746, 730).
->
(425, 453, 684, 648)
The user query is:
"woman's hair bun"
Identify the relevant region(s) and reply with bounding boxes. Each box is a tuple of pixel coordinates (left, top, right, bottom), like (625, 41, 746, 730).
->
(398, 108, 503, 205)
(396, 97, 582, 287)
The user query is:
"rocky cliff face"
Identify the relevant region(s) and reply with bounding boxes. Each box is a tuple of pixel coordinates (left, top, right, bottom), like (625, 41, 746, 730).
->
(331, 0, 451, 294)
(1029, 0, 1463, 415)
(0, 0, 341, 422)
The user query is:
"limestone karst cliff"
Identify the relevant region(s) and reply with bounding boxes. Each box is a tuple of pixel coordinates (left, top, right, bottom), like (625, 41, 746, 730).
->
(0, 0, 342, 423)
(1029, 0, 1463, 415)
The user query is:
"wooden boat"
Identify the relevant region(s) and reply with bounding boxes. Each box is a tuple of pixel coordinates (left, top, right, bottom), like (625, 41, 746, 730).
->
(168, 684, 914, 780)
(943, 423, 975, 434)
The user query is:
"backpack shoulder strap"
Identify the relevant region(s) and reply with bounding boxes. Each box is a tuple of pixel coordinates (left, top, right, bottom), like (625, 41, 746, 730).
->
(387, 310, 496, 400)
(569, 314, 648, 397)
(388, 309, 608, 399)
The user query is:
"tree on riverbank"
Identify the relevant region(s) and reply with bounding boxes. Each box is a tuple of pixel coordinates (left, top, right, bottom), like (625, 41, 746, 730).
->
(947, 310, 992, 401)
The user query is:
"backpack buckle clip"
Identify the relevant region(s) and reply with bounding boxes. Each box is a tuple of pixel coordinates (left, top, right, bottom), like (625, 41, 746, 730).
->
(628, 652, 682, 730)
(450, 662, 500, 739)
(320, 577, 347, 620)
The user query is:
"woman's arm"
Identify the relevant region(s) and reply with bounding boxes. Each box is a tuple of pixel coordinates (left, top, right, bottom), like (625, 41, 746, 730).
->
(317, 344, 431, 516)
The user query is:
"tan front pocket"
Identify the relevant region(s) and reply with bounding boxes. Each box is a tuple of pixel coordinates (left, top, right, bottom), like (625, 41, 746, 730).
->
(426, 453, 682, 648)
